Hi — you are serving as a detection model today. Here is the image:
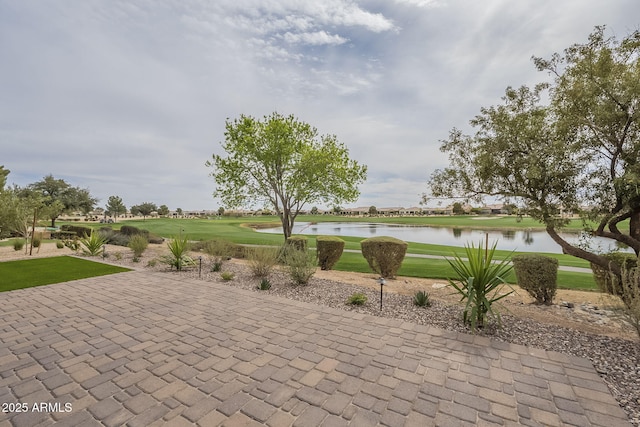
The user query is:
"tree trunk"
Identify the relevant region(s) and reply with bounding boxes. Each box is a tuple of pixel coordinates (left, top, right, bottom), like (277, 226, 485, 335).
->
(629, 209, 640, 256)
(280, 209, 292, 240)
(545, 225, 621, 276)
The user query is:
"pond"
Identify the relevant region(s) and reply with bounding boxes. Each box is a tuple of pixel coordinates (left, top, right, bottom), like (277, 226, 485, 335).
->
(255, 221, 628, 254)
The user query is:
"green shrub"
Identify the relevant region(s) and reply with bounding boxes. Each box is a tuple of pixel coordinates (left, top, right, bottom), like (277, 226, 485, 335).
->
(13, 240, 24, 251)
(211, 261, 223, 272)
(286, 236, 308, 252)
(56, 241, 64, 249)
(512, 254, 558, 305)
(128, 234, 149, 258)
(316, 236, 345, 270)
(119, 225, 142, 236)
(591, 252, 637, 298)
(283, 247, 316, 285)
(32, 235, 42, 249)
(147, 233, 164, 244)
(247, 246, 279, 278)
(80, 231, 108, 256)
(360, 236, 408, 279)
(61, 224, 91, 238)
(413, 290, 431, 307)
(620, 266, 640, 338)
(221, 271, 235, 281)
(257, 278, 272, 290)
(162, 235, 195, 271)
(114, 252, 123, 261)
(108, 233, 130, 247)
(146, 258, 157, 267)
(447, 241, 513, 332)
(347, 292, 367, 305)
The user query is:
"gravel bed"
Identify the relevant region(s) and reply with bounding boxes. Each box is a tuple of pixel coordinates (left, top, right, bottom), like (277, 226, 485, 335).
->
(111, 252, 640, 425)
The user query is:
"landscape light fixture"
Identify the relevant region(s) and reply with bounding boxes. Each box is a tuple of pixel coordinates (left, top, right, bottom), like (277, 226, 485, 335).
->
(378, 277, 386, 310)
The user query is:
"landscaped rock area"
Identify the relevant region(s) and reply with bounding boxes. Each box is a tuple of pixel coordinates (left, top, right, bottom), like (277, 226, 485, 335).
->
(3, 242, 640, 425)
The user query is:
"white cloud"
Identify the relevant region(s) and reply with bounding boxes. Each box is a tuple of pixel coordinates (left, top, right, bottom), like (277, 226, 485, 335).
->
(282, 31, 348, 46)
(2, 0, 640, 211)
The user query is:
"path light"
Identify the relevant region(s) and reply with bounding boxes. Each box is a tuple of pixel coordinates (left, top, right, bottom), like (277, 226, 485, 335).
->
(199, 256, 202, 279)
(378, 277, 386, 310)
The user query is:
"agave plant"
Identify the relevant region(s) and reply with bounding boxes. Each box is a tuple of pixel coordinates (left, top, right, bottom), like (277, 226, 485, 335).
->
(80, 231, 108, 256)
(447, 241, 513, 332)
(162, 235, 195, 271)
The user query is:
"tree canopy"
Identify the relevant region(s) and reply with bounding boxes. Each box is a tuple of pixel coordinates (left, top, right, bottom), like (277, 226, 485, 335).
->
(427, 26, 640, 275)
(207, 112, 367, 239)
(105, 196, 126, 221)
(27, 174, 97, 227)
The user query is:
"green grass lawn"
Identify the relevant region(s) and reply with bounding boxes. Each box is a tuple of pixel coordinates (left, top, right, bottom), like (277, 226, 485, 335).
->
(61, 216, 601, 290)
(0, 256, 131, 292)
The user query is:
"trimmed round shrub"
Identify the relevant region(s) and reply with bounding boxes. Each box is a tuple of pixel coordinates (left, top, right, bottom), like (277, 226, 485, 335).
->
(119, 225, 142, 236)
(13, 239, 24, 251)
(56, 241, 64, 249)
(591, 252, 637, 297)
(512, 254, 558, 305)
(316, 236, 345, 270)
(360, 236, 408, 279)
(286, 236, 308, 252)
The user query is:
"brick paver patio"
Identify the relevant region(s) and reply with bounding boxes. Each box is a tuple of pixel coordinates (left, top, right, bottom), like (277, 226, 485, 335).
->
(0, 270, 631, 426)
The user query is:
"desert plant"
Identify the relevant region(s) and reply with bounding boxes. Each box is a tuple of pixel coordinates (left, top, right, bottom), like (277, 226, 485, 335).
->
(162, 235, 195, 271)
(80, 232, 108, 256)
(64, 239, 80, 252)
(413, 290, 431, 307)
(13, 240, 24, 251)
(32, 235, 42, 249)
(316, 236, 345, 270)
(283, 248, 316, 285)
(257, 278, 272, 290)
(56, 241, 64, 249)
(211, 261, 223, 272)
(347, 292, 367, 305)
(114, 252, 123, 261)
(221, 271, 235, 281)
(447, 241, 513, 332)
(128, 234, 149, 259)
(360, 236, 408, 278)
(247, 246, 279, 278)
(512, 254, 558, 305)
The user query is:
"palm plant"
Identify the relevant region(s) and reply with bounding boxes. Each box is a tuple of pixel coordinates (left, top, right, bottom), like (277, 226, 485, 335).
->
(447, 240, 513, 332)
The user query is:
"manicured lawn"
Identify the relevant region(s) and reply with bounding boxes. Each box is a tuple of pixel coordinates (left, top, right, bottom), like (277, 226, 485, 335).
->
(62, 216, 600, 290)
(0, 256, 131, 292)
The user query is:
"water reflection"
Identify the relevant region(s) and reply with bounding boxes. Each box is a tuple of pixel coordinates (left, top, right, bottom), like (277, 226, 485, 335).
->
(501, 230, 515, 240)
(256, 222, 628, 254)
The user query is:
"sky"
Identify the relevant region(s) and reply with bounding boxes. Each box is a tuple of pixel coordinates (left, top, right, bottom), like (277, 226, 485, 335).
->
(1, 0, 639, 212)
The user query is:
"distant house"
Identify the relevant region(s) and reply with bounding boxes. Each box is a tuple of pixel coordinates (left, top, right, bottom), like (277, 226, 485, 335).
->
(480, 204, 506, 215)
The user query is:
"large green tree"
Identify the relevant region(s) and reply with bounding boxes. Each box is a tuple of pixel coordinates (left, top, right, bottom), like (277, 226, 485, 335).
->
(27, 175, 98, 227)
(207, 112, 367, 239)
(131, 202, 157, 220)
(105, 196, 126, 221)
(427, 26, 640, 276)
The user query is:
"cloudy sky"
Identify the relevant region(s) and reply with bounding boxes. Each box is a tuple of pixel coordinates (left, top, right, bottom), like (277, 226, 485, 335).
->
(1, 0, 639, 212)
